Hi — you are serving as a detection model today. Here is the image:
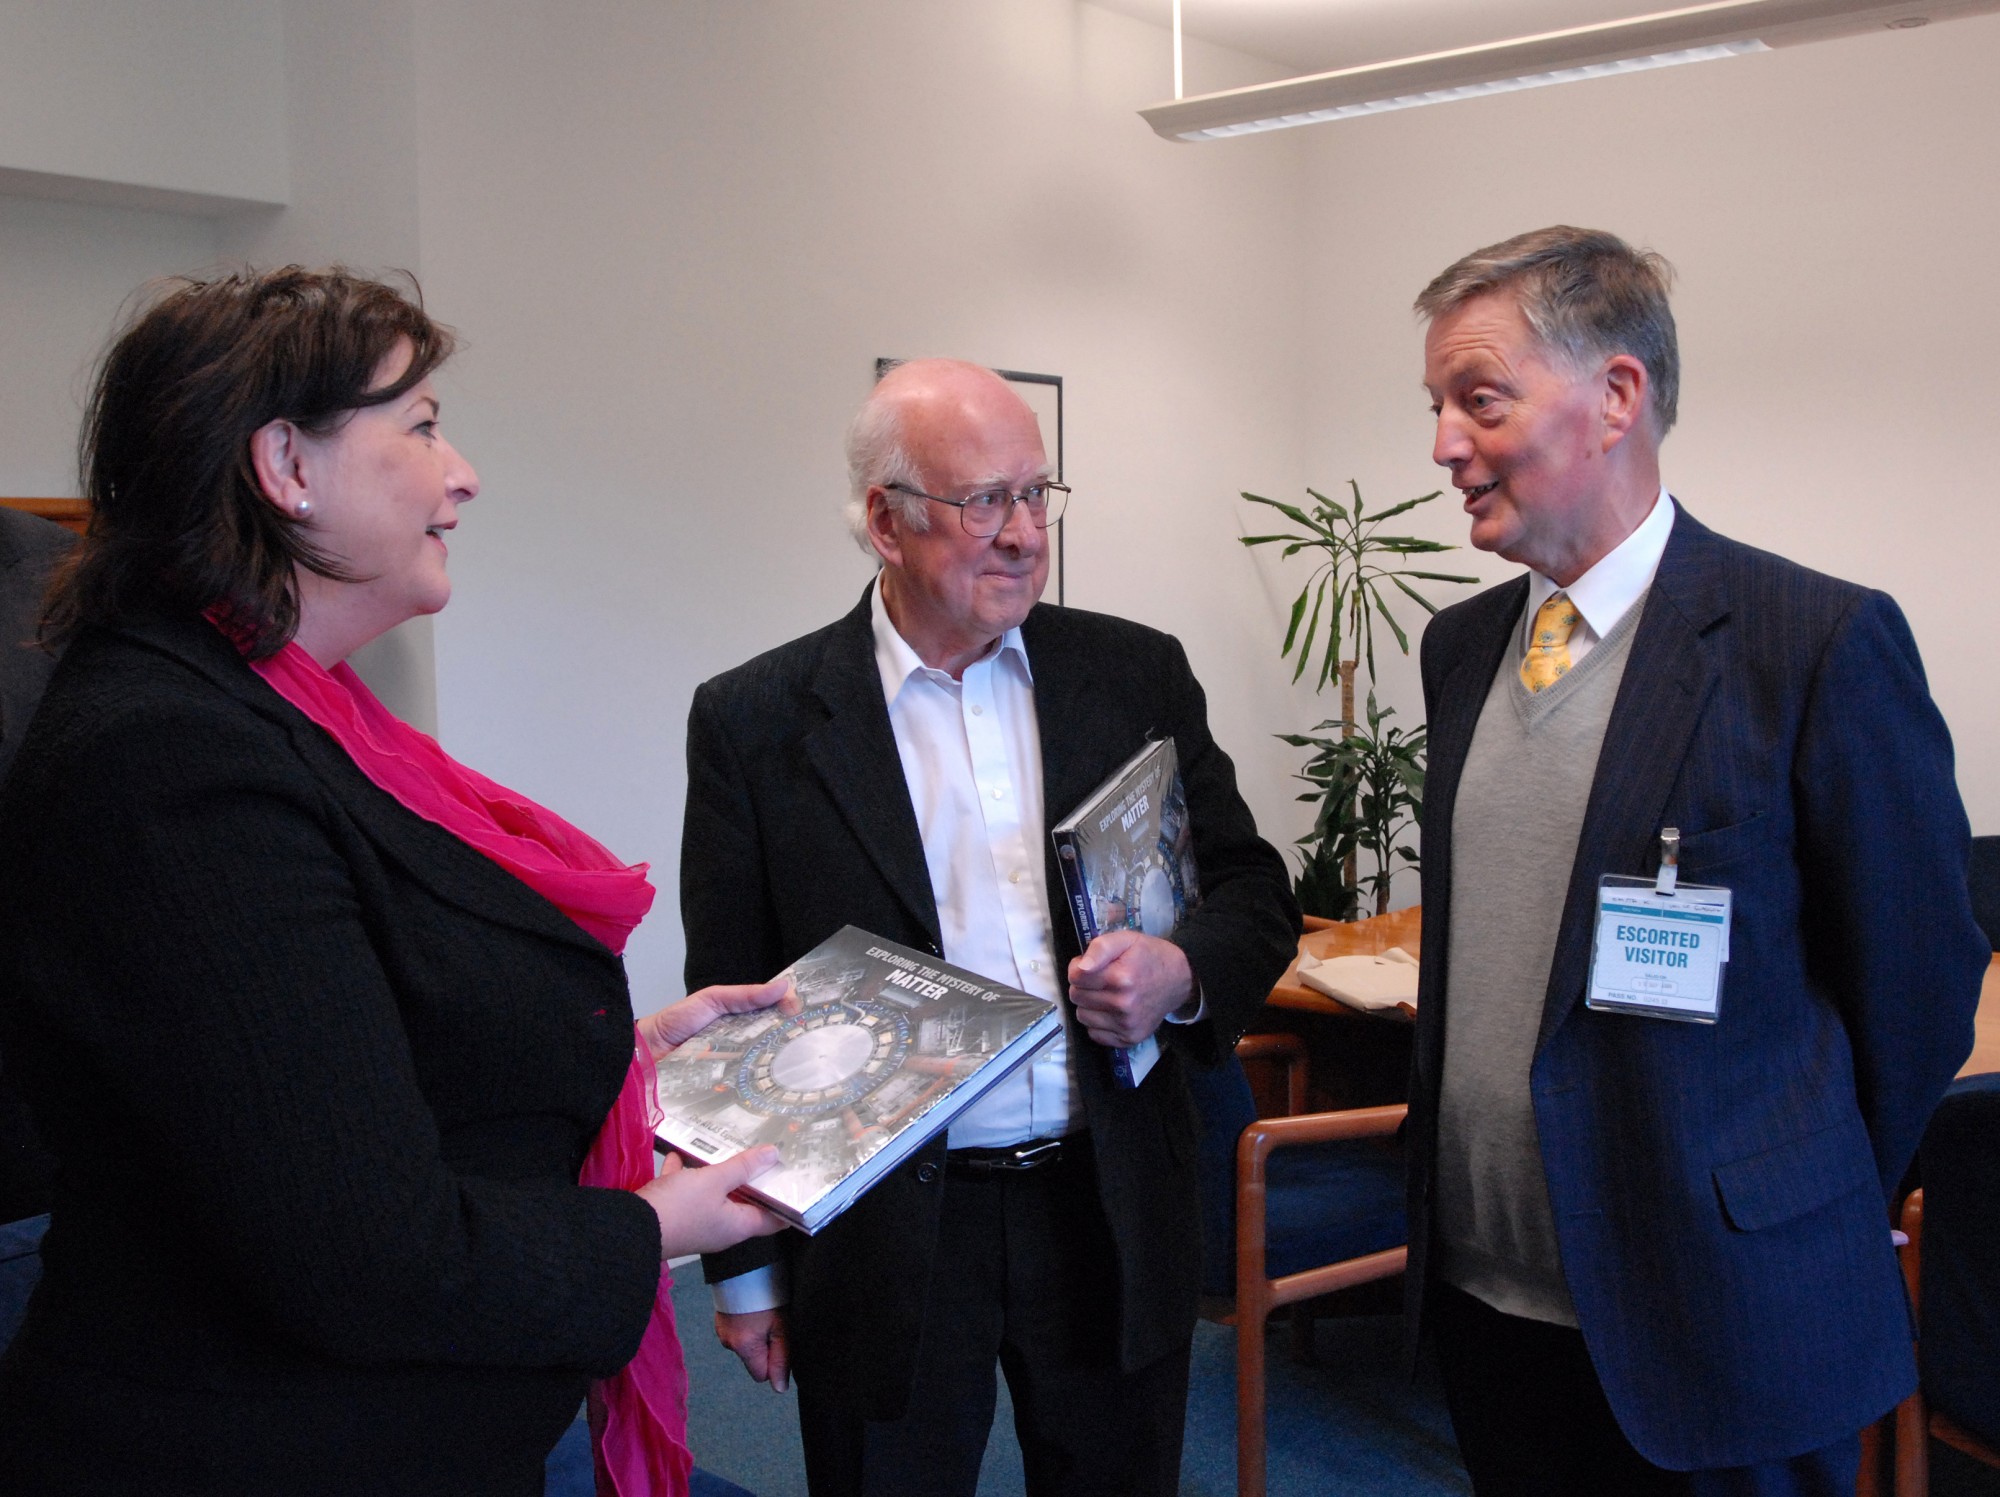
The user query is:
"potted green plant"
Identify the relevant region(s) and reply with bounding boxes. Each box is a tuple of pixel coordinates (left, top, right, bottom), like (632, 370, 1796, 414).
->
(1240, 482, 1476, 918)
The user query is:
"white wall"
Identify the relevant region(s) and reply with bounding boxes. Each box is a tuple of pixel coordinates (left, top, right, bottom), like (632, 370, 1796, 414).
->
(1289, 14, 2000, 881)
(0, 0, 286, 211)
(0, 197, 217, 495)
(410, 0, 1313, 1006)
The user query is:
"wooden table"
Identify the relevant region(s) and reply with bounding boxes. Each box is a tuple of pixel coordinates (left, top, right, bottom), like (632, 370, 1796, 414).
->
(1266, 907, 1422, 1020)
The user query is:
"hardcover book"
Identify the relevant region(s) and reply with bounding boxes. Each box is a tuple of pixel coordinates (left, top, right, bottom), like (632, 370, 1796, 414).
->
(1050, 738, 1202, 1088)
(653, 926, 1061, 1233)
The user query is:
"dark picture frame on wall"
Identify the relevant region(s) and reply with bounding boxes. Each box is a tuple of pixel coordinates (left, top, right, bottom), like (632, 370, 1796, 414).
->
(873, 358, 1065, 607)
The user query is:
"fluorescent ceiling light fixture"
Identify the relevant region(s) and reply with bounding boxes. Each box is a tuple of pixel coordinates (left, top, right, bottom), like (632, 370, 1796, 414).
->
(1183, 40, 1769, 138)
(1143, 0, 2000, 141)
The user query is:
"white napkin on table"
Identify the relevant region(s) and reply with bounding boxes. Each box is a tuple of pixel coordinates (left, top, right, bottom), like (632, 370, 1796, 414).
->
(1296, 946, 1419, 1014)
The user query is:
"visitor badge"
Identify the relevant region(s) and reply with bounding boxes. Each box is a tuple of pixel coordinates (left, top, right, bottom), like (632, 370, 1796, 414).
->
(1586, 868, 1732, 1025)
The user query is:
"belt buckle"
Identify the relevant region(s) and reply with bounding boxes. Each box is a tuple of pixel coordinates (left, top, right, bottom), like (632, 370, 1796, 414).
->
(996, 1138, 1062, 1172)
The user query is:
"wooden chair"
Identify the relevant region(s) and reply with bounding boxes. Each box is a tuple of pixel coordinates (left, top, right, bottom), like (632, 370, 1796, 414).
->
(0, 498, 89, 535)
(1192, 1032, 1408, 1497)
(1890, 1074, 2000, 1496)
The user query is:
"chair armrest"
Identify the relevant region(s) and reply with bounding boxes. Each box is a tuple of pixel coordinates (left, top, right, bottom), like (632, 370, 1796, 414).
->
(1234, 1032, 1306, 1064)
(1238, 1104, 1407, 1184)
(1899, 1187, 1925, 1316)
(1234, 1032, 1310, 1115)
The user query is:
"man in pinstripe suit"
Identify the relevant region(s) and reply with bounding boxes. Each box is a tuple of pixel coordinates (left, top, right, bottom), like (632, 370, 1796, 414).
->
(1405, 227, 1986, 1494)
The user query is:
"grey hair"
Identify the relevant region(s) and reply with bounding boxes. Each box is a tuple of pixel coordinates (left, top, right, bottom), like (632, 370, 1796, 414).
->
(843, 388, 931, 551)
(1415, 226, 1680, 435)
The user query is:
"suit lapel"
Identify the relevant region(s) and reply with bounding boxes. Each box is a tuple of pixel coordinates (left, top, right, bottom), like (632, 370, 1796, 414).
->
(1020, 604, 1123, 1087)
(112, 616, 619, 963)
(1019, 605, 1107, 839)
(1536, 506, 1729, 1051)
(801, 588, 942, 947)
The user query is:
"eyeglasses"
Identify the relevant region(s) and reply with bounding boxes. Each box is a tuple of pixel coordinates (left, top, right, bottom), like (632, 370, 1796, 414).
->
(884, 480, 1070, 537)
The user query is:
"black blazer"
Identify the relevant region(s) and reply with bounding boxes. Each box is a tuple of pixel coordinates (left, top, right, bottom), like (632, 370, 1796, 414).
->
(1408, 506, 1988, 1469)
(0, 507, 75, 1222)
(682, 588, 1299, 1418)
(0, 506, 72, 788)
(0, 616, 662, 1496)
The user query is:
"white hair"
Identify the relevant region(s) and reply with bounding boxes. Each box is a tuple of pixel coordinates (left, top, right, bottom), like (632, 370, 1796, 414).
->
(842, 389, 930, 551)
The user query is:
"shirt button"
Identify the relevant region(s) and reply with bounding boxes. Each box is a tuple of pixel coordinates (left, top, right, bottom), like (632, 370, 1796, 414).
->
(1009, 870, 1023, 884)
(971, 704, 984, 716)
(991, 787, 1004, 800)
(1029, 960, 1041, 972)
(917, 1162, 940, 1184)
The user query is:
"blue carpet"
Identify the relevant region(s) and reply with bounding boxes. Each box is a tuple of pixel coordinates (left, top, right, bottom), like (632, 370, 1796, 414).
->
(668, 1273, 1469, 1496)
(545, 1273, 2000, 1494)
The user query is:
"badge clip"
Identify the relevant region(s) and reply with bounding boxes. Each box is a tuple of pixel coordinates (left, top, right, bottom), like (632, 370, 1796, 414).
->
(1654, 826, 1680, 895)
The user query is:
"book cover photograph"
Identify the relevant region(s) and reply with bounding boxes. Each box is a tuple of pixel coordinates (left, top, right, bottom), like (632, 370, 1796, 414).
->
(1051, 738, 1202, 1088)
(653, 926, 1060, 1233)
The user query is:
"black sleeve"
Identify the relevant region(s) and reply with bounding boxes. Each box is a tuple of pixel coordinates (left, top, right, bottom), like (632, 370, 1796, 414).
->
(1161, 634, 1302, 1065)
(681, 677, 791, 1286)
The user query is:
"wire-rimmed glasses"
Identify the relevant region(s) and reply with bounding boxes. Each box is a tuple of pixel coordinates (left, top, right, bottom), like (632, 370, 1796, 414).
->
(885, 480, 1070, 537)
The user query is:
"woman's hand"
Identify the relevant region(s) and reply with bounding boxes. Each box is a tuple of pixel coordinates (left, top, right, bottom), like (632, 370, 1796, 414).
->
(639, 1147, 788, 1259)
(638, 976, 799, 1061)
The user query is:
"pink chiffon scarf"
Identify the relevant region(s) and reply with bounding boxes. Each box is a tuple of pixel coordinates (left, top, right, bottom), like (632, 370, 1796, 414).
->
(244, 635, 690, 1497)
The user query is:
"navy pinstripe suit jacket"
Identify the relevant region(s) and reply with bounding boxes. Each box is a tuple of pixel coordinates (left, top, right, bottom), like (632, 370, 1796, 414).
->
(1406, 504, 1987, 1469)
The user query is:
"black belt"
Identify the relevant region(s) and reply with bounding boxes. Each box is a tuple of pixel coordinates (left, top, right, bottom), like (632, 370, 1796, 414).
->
(945, 1133, 1082, 1178)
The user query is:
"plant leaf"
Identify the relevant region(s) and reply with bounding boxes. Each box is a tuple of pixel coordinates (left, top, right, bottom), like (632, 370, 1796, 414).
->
(1281, 586, 1309, 656)
(1362, 495, 1427, 522)
(1294, 584, 1325, 685)
(1304, 487, 1349, 522)
(1390, 575, 1442, 615)
(1373, 589, 1410, 655)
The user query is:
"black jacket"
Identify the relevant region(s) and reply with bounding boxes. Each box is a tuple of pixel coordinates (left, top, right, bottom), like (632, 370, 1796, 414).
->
(0, 615, 662, 1496)
(0, 505, 75, 1222)
(682, 588, 1299, 1418)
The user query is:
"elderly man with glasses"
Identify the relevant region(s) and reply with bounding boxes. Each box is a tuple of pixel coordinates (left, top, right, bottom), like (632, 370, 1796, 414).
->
(681, 358, 1298, 1497)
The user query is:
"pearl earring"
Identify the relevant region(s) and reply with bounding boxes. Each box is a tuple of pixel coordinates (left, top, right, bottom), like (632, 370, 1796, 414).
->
(294, 499, 312, 519)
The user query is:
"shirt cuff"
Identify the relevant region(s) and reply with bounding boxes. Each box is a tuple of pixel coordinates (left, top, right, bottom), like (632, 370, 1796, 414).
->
(1165, 977, 1206, 1025)
(711, 1262, 789, 1315)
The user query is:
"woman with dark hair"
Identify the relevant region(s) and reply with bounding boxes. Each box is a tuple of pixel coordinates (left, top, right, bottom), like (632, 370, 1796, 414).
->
(0, 267, 785, 1495)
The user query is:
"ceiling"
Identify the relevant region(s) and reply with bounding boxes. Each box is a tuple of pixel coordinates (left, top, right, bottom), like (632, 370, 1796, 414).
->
(1089, 0, 1735, 78)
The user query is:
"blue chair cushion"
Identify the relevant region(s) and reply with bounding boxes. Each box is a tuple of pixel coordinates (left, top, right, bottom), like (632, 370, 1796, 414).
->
(1918, 1071, 2000, 1450)
(1260, 1139, 1407, 1283)
(1186, 1056, 1406, 1298)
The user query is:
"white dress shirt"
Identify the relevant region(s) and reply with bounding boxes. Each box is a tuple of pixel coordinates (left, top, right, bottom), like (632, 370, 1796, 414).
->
(1523, 488, 1675, 664)
(869, 580, 1082, 1148)
(712, 582, 1075, 1314)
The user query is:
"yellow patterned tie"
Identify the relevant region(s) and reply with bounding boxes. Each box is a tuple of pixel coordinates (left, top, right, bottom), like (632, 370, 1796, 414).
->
(1521, 592, 1581, 692)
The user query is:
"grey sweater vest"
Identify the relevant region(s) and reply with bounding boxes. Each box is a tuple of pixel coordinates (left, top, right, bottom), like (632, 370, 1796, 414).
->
(1433, 595, 1644, 1326)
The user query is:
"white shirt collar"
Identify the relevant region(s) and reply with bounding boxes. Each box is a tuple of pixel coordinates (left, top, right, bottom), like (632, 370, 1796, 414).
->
(1526, 488, 1675, 644)
(869, 575, 1031, 704)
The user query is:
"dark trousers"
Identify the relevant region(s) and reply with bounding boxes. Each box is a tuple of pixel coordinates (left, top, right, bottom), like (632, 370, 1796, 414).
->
(1429, 1280, 1861, 1496)
(796, 1142, 1190, 1497)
